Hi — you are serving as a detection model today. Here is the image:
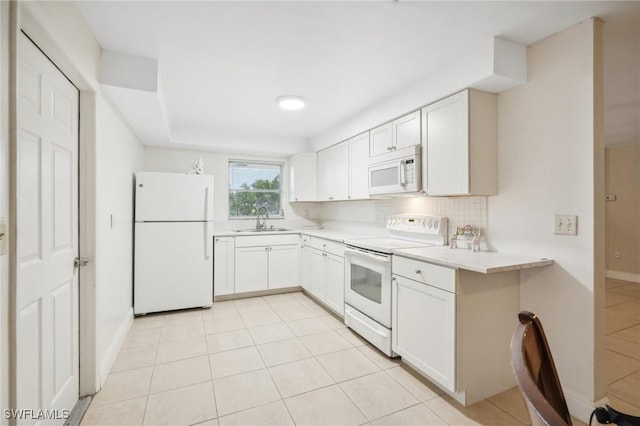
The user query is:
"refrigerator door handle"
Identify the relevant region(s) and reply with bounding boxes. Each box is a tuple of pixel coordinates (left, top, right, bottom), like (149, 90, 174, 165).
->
(205, 186, 212, 259)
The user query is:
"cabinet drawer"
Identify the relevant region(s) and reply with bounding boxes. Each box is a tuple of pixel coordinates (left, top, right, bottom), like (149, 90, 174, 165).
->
(307, 236, 344, 257)
(392, 256, 456, 293)
(235, 234, 300, 248)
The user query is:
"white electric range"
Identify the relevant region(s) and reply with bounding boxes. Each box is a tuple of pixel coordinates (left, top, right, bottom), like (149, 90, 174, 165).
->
(343, 214, 448, 357)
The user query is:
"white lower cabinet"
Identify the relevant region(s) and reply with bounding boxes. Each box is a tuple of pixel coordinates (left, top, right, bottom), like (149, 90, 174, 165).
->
(214, 237, 235, 296)
(392, 255, 519, 406)
(301, 234, 345, 316)
(229, 234, 301, 295)
(268, 244, 301, 289)
(324, 253, 345, 315)
(392, 274, 455, 391)
(235, 246, 269, 293)
(300, 244, 312, 292)
(308, 249, 326, 300)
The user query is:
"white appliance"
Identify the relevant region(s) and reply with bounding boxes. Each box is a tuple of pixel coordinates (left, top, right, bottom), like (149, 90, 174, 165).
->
(344, 214, 447, 356)
(368, 145, 422, 195)
(134, 172, 214, 315)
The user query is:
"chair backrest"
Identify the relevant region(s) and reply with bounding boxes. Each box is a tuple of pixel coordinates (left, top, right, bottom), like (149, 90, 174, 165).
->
(511, 311, 573, 426)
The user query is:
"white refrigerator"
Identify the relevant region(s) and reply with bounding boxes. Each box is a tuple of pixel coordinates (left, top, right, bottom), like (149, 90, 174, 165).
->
(134, 171, 214, 315)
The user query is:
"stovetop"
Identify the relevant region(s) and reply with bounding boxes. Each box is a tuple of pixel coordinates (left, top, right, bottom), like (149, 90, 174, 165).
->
(344, 214, 448, 254)
(345, 237, 433, 254)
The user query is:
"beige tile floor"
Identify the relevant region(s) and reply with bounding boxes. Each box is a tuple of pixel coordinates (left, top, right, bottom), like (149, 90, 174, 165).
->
(81, 282, 640, 426)
(604, 279, 640, 417)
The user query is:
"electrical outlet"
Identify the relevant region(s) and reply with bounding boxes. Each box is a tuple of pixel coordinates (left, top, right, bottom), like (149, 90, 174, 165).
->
(614, 251, 622, 259)
(554, 215, 577, 235)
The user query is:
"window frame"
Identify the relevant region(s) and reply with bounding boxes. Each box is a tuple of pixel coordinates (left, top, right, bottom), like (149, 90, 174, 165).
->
(228, 159, 285, 219)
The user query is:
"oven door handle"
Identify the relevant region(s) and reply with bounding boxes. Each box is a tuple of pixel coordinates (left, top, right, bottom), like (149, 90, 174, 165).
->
(345, 247, 390, 263)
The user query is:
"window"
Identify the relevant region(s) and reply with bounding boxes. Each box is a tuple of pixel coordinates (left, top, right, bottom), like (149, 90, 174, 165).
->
(229, 161, 283, 218)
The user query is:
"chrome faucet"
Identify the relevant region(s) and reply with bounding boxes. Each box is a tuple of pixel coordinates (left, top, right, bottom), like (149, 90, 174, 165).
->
(255, 203, 269, 230)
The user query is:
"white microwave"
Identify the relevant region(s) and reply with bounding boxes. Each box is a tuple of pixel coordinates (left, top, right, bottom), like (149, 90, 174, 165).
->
(368, 145, 422, 195)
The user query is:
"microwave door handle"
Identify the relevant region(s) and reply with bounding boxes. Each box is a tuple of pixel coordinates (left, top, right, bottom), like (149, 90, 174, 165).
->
(399, 159, 407, 187)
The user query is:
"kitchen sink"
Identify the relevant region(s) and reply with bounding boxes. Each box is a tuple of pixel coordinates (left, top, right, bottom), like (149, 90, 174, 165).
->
(232, 228, 292, 233)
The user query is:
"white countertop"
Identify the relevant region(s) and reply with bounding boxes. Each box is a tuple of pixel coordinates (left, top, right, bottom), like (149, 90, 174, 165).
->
(392, 245, 553, 274)
(213, 228, 553, 273)
(213, 227, 375, 243)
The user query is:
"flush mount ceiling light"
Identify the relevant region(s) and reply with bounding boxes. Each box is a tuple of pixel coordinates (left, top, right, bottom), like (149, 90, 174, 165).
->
(277, 95, 305, 111)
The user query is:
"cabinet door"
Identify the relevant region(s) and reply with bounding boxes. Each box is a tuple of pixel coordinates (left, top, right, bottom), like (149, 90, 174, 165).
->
(423, 91, 469, 196)
(392, 275, 456, 392)
(300, 245, 311, 292)
(369, 122, 393, 157)
(325, 253, 345, 316)
(332, 141, 350, 201)
(308, 249, 326, 301)
(317, 148, 333, 201)
(394, 110, 421, 150)
(348, 132, 370, 200)
(289, 152, 317, 202)
(214, 237, 235, 296)
(268, 244, 300, 289)
(235, 247, 268, 293)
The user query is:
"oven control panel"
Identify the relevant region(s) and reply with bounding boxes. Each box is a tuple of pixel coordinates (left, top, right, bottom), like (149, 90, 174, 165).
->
(386, 214, 448, 236)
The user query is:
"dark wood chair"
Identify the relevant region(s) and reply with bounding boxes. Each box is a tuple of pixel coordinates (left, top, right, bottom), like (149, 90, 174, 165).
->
(510, 311, 573, 426)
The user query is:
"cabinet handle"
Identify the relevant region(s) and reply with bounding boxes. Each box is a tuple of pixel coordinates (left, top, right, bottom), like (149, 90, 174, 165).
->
(215, 238, 219, 242)
(387, 146, 392, 151)
(265, 247, 269, 251)
(415, 269, 421, 274)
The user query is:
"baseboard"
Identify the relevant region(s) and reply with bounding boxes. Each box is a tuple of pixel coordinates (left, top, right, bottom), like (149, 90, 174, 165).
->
(606, 270, 640, 283)
(565, 390, 608, 423)
(99, 308, 134, 387)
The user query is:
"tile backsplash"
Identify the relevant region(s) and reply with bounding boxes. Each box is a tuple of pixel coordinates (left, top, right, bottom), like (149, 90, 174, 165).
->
(319, 195, 489, 240)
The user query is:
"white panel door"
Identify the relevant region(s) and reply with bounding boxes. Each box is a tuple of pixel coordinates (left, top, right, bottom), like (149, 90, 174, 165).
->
(423, 91, 470, 196)
(308, 249, 326, 301)
(348, 132, 370, 200)
(135, 172, 214, 222)
(317, 148, 332, 201)
(235, 247, 268, 293)
(324, 253, 345, 316)
(300, 245, 311, 292)
(331, 142, 350, 201)
(17, 32, 79, 422)
(214, 237, 235, 296)
(392, 275, 456, 392)
(268, 244, 300, 289)
(134, 222, 213, 314)
(393, 111, 421, 150)
(369, 122, 393, 157)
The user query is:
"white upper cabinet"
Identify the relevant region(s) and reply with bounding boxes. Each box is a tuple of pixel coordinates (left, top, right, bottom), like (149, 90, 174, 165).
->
(317, 141, 349, 201)
(348, 132, 370, 200)
(288, 152, 317, 202)
(370, 111, 421, 158)
(369, 122, 393, 157)
(422, 89, 497, 196)
(393, 110, 421, 150)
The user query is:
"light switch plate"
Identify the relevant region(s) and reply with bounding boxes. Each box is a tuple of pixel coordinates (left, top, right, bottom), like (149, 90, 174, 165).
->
(554, 215, 577, 235)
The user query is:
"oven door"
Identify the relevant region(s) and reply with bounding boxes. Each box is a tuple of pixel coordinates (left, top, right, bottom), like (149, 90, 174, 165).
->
(344, 247, 392, 328)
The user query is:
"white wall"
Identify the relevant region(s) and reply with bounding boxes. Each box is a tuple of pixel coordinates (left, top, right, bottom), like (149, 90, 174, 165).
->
(9, 0, 146, 395)
(143, 147, 319, 230)
(95, 95, 144, 383)
(490, 19, 604, 418)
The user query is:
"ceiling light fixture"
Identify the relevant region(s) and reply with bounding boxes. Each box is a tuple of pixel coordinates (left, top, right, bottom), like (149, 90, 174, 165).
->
(277, 95, 305, 111)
